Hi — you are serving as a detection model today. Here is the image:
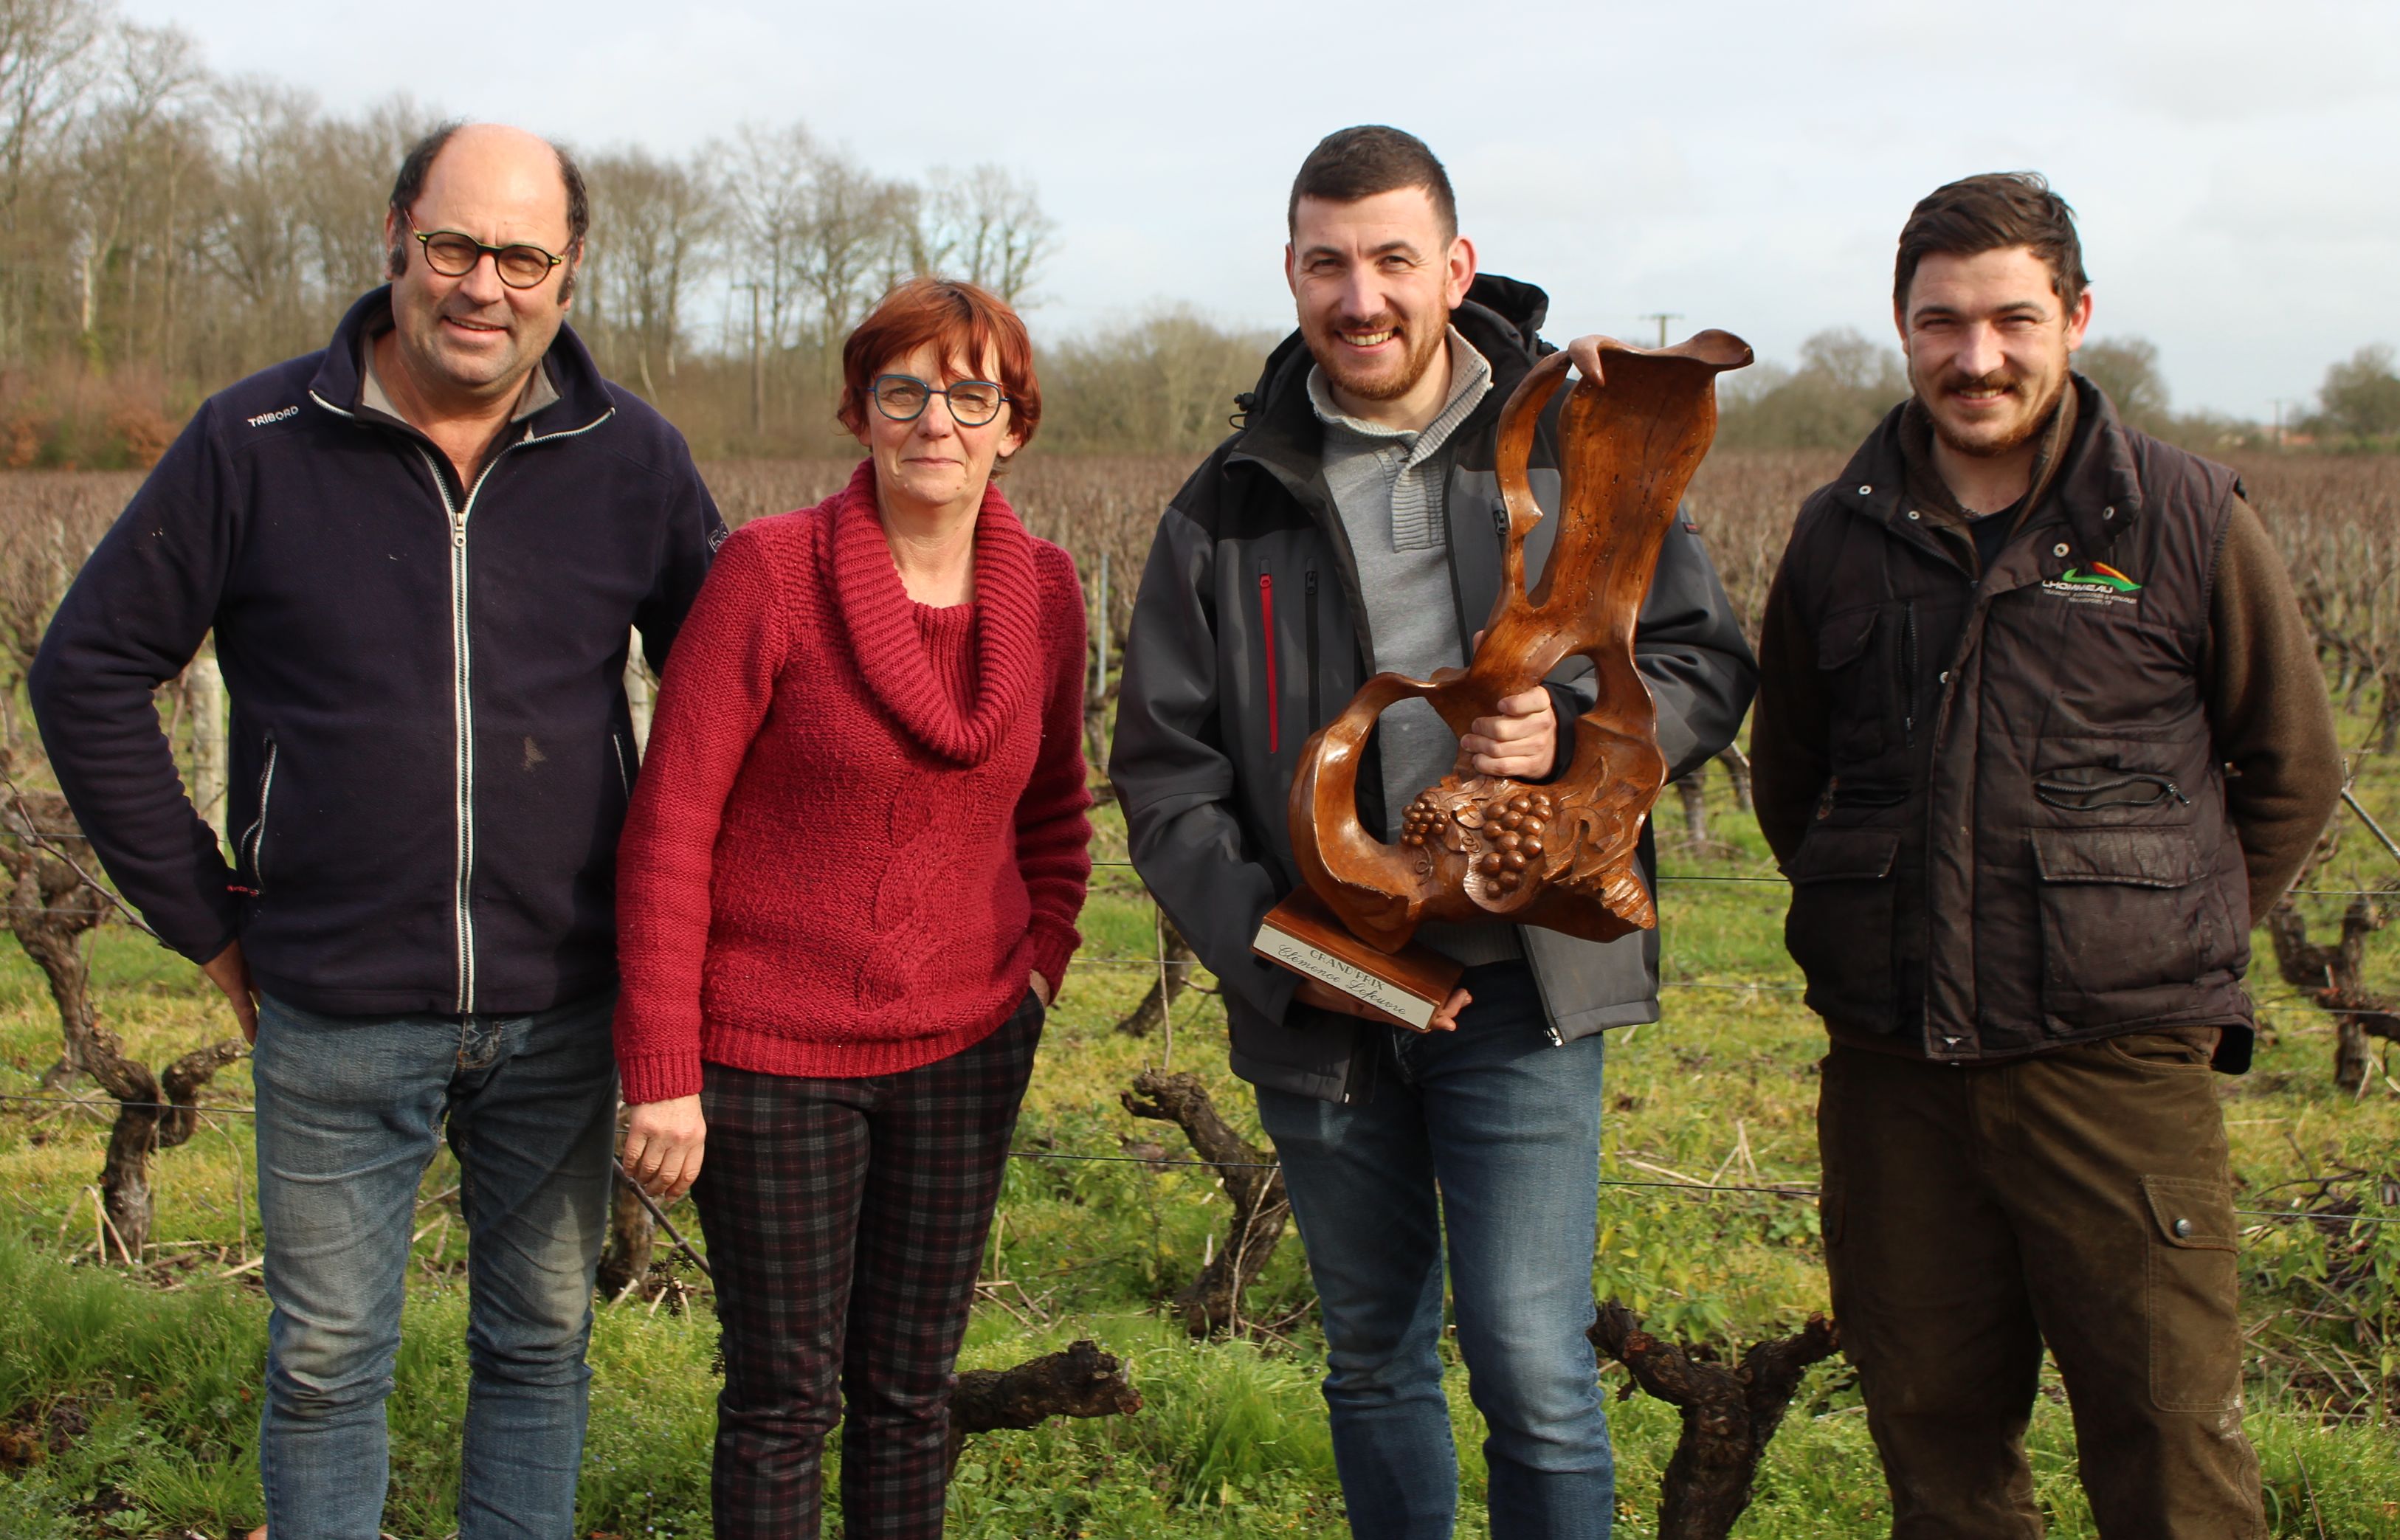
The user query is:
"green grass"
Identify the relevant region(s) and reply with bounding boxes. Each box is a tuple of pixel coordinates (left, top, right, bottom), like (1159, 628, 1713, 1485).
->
(1, 750, 2396, 1536)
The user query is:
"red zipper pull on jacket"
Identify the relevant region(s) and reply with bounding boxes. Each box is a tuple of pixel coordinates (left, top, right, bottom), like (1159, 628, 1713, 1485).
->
(1258, 572, 1279, 754)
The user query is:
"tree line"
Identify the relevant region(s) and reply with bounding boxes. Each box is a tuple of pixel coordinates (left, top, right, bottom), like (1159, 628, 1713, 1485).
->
(0, 0, 1087, 463)
(7, 0, 2397, 469)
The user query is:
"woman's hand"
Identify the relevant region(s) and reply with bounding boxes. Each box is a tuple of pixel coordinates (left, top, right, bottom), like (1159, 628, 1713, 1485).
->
(1030, 970, 1054, 1007)
(622, 1094, 706, 1201)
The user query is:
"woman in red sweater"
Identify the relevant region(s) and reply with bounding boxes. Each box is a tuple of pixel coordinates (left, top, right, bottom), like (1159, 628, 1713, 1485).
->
(611, 277, 1090, 1539)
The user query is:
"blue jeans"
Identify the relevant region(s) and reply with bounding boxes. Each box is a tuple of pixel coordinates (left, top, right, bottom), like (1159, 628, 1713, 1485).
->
(251, 990, 619, 1540)
(1255, 962, 1613, 1540)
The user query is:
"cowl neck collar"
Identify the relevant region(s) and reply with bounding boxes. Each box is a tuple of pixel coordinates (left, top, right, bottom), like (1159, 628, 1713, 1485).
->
(822, 460, 1044, 766)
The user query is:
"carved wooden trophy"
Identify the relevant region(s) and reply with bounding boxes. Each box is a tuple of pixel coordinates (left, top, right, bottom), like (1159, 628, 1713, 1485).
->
(1252, 331, 1753, 1027)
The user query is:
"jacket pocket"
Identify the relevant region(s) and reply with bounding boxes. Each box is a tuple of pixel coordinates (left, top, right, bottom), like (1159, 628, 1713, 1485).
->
(1814, 601, 1910, 762)
(2139, 1174, 2240, 1412)
(237, 733, 279, 890)
(1783, 826, 1901, 1031)
(2033, 767, 2190, 812)
(2031, 825, 2210, 1025)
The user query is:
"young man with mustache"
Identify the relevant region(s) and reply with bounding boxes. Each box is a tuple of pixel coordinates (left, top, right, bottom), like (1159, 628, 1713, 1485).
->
(31, 123, 722, 1539)
(1750, 173, 2340, 1536)
(1111, 125, 1756, 1538)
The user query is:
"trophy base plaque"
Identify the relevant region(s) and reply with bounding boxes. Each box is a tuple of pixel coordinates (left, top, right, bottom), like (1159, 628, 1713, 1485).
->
(1252, 888, 1466, 1030)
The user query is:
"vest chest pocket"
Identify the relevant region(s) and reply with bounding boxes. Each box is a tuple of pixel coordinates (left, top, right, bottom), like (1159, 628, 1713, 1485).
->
(1782, 826, 1901, 1032)
(2030, 826, 2217, 1029)
(1815, 606, 1892, 764)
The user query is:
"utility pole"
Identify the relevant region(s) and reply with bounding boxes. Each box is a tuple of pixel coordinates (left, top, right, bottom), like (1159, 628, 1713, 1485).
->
(1639, 312, 1683, 348)
(2270, 398, 2297, 449)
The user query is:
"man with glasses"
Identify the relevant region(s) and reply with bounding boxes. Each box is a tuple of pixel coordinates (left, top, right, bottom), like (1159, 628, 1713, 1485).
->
(31, 121, 723, 1539)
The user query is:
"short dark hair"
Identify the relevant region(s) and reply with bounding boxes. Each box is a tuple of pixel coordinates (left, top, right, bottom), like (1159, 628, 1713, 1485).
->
(838, 277, 1041, 472)
(1288, 125, 1457, 241)
(385, 121, 590, 283)
(1894, 171, 2088, 314)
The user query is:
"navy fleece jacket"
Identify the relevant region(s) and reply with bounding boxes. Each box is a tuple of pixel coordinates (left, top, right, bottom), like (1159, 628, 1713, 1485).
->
(30, 288, 723, 1016)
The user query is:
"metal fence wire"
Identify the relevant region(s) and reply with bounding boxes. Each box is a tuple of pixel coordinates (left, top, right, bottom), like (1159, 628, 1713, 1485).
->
(5, 798, 2399, 1266)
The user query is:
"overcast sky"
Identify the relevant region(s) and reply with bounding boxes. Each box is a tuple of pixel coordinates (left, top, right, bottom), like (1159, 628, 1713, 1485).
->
(126, 0, 2399, 422)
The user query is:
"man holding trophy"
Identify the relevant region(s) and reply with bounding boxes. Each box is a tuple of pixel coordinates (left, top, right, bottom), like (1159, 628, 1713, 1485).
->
(1111, 125, 1756, 1539)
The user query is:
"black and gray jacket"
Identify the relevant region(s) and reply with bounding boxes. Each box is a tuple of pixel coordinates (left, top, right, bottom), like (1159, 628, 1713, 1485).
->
(1109, 277, 1758, 1103)
(30, 287, 724, 1018)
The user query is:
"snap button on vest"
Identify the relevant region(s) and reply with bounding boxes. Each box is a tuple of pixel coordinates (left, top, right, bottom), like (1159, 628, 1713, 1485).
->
(1906, 509, 1920, 520)
(2052, 542, 2069, 557)
(1858, 484, 1872, 495)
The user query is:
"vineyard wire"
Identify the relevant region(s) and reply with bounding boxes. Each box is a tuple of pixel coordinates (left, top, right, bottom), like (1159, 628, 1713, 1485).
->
(1, 1095, 2390, 1228)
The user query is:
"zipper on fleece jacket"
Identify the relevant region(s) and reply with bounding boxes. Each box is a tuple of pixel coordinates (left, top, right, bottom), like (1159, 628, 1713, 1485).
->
(307, 390, 615, 1013)
(413, 443, 500, 1015)
(1258, 570, 1280, 755)
(238, 733, 277, 887)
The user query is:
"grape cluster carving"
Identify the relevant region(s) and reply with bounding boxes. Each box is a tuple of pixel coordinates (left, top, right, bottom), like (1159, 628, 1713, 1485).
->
(1474, 790, 1554, 895)
(1400, 794, 1447, 849)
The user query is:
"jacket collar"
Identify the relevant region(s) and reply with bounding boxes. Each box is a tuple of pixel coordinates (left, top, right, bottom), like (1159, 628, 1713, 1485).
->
(306, 286, 616, 439)
(1229, 272, 1553, 502)
(1833, 375, 2142, 572)
(822, 460, 1044, 767)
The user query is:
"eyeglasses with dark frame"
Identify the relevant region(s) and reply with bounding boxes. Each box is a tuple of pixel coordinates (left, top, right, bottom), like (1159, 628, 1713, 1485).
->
(405, 213, 568, 291)
(869, 374, 1010, 428)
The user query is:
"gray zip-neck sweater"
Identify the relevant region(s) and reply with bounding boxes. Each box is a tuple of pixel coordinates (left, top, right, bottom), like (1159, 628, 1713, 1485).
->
(1309, 329, 1519, 967)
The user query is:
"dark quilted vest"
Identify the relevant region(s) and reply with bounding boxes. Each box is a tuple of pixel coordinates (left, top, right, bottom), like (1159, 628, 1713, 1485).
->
(1780, 380, 2252, 1060)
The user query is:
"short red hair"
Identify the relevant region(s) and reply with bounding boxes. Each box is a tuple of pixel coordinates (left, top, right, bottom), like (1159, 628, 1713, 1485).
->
(838, 277, 1041, 461)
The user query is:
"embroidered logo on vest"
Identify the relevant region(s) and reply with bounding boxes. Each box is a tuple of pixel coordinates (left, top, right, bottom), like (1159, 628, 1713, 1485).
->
(2042, 562, 2141, 606)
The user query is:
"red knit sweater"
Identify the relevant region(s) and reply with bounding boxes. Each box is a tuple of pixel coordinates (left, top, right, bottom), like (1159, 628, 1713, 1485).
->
(613, 463, 1091, 1103)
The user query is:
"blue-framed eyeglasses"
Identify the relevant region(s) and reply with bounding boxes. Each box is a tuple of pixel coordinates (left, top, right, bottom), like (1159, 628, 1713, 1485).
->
(870, 374, 1010, 427)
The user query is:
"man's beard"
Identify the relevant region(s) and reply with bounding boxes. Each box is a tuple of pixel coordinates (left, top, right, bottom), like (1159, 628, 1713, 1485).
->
(1922, 367, 2067, 461)
(1308, 313, 1447, 404)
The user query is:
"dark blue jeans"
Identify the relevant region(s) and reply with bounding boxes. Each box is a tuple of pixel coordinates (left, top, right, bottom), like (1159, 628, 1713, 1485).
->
(250, 990, 618, 1540)
(1255, 962, 1613, 1540)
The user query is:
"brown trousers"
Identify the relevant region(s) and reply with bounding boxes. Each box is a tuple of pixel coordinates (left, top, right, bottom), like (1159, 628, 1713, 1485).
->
(1816, 1032, 2266, 1539)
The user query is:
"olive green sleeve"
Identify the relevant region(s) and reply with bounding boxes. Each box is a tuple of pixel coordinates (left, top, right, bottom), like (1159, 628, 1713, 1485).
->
(2203, 495, 2344, 915)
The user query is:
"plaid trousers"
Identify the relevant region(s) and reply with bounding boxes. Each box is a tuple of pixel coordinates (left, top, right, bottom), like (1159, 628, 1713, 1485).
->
(692, 991, 1044, 1539)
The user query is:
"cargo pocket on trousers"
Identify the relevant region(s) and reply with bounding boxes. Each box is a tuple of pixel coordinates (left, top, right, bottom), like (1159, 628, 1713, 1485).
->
(1782, 828, 1901, 1029)
(2142, 1174, 2241, 1412)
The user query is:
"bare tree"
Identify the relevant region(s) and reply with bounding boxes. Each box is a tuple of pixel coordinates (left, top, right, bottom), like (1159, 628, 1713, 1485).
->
(720, 121, 813, 357)
(292, 92, 433, 303)
(195, 77, 325, 367)
(790, 141, 906, 378)
(585, 145, 720, 398)
(0, 0, 106, 354)
(63, 19, 200, 351)
(919, 163, 1053, 304)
